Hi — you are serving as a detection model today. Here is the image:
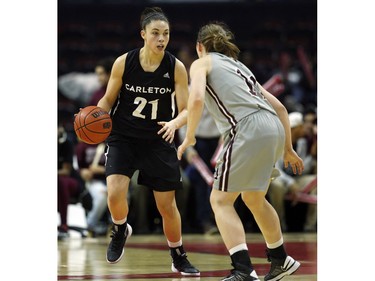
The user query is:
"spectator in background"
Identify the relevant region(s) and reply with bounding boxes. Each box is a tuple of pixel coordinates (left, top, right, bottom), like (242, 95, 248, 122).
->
(89, 57, 114, 106)
(267, 112, 317, 232)
(58, 72, 100, 107)
(66, 57, 114, 236)
(303, 105, 317, 174)
(272, 49, 306, 113)
(58, 125, 84, 240)
(76, 141, 109, 236)
(70, 57, 114, 236)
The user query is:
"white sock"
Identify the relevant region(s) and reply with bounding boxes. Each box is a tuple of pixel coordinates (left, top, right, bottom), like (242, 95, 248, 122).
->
(266, 237, 283, 249)
(112, 217, 127, 225)
(229, 243, 248, 255)
(168, 238, 182, 248)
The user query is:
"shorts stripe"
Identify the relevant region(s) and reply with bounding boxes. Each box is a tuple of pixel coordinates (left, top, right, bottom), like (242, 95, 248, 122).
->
(219, 130, 236, 192)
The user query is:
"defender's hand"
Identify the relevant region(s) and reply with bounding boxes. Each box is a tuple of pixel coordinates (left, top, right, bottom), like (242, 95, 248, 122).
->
(177, 136, 196, 160)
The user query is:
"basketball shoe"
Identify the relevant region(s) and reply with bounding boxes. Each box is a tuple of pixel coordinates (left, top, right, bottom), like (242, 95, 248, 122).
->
(221, 263, 260, 281)
(170, 245, 200, 276)
(264, 253, 300, 281)
(106, 223, 132, 264)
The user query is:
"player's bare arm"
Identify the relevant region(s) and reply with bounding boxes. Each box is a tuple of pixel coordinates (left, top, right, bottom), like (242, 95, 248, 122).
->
(97, 54, 126, 113)
(258, 83, 304, 174)
(258, 83, 292, 147)
(158, 59, 189, 143)
(177, 57, 208, 160)
(173, 59, 189, 128)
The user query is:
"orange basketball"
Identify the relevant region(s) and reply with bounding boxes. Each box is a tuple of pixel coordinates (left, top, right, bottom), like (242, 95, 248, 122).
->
(74, 106, 112, 144)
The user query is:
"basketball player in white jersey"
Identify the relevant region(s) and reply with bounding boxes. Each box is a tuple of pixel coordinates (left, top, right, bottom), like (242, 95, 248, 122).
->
(178, 22, 303, 281)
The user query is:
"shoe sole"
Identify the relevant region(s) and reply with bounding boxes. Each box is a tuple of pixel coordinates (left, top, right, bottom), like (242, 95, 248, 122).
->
(106, 224, 133, 264)
(171, 263, 201, 276)
(220, 270, 260, 281)
(266, 259, 301, 281)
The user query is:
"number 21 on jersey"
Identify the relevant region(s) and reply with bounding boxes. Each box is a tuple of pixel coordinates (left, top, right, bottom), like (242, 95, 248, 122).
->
(132, 92, 176, 120)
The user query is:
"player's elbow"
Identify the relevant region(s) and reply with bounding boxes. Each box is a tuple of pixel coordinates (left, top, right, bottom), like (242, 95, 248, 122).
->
(189, 97, 204, 110)
(274, 102, 287, 115)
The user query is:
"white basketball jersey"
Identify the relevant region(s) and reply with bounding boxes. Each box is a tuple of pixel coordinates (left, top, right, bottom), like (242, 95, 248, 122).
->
(205, 52, 277, 135)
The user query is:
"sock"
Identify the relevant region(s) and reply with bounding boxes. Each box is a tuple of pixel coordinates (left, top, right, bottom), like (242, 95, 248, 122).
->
(112, 217, 127, 225)
(266, 237, 283, 249)
(229, 243, 248, 255)
(169, 240, 186, 260)
(112, 217, 127, 234)
(230, 250, 252, 271)
(168, 238, 182, 248)
(266, 238, 287, 260)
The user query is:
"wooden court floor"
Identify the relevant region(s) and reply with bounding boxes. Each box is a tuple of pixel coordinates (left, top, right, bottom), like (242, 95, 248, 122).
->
(58, 232, 317, 281)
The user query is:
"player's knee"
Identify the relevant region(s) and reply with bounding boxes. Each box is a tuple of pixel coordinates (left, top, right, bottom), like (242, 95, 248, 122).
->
(241, 192, 266, 211)
(158, 203, 179, 219)
(210, 193, 229, 211)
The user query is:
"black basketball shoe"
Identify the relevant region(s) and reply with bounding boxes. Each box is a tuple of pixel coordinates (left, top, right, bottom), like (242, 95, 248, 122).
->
(106, 223, 132, 264)
(264, 253, 300, 281)
(221, 263, 260, 281)
(170, 245, 200, 276)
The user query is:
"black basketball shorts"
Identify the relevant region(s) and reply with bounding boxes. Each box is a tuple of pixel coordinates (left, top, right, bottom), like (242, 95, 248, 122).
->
(105, 135, 183, 191)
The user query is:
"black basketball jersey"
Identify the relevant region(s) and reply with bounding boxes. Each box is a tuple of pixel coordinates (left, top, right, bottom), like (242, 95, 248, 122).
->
(109, 48, 177, 139)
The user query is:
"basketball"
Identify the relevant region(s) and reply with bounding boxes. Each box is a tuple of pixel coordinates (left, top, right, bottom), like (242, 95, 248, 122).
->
(74, 106, 112, 144)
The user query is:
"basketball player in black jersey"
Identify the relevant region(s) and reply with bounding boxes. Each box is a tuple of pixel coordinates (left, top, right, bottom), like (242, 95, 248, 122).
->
(96, 7, 199, 276)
